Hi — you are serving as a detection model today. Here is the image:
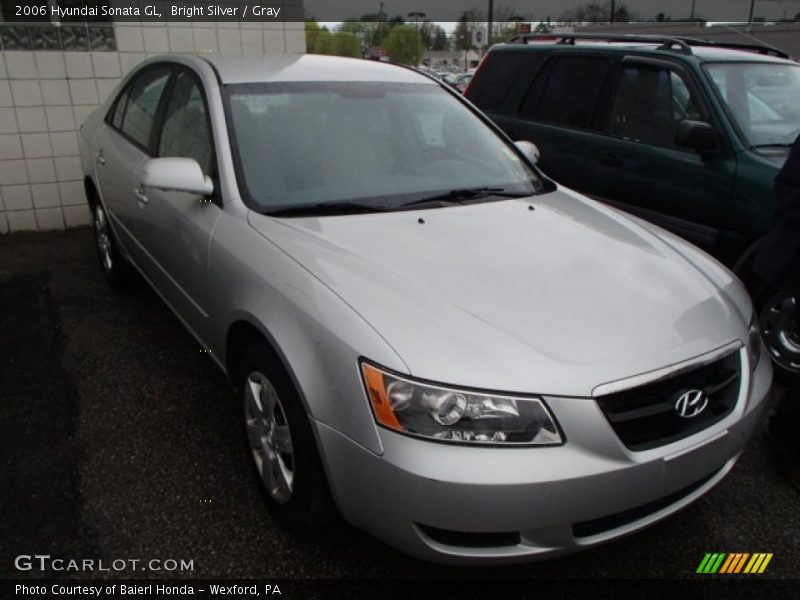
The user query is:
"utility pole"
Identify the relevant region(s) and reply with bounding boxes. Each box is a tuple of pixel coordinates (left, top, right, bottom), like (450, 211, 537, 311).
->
(487, 0, 494, 47)
(610, 0, 616, 23)
(377, 1, 384, 54)
(748, 0, 756, 24)
(690, 0, 696, 20)
(408, 11, 425, 67)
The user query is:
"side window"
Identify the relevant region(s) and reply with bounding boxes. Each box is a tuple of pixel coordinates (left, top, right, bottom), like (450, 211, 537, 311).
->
(110, 87, 130, 130)
(519, 56, 613, 130)
(468, 53, 540, 113)
(120, 68, 171, 150)
(608, 64, 702, 148)
(158, 71, 214, 175)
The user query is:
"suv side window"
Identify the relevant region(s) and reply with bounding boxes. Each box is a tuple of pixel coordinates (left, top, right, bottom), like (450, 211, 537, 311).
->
(608, 63, 703, 148)
(520, 56, 613, 130)
(468, 53, 540, 113)
(158, 71, 214, 175)
(119, 68, 171, 151)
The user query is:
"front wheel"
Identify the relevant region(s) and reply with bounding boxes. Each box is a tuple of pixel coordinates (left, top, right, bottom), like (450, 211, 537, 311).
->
(238, 341, 335, 530)
(760, 289, 800, 382)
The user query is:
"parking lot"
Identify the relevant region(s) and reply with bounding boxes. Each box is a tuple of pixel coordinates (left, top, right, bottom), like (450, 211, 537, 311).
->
(1, 228, 798, 582)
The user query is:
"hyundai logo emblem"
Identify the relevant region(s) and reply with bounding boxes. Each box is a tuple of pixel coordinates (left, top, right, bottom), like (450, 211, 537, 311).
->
(675, 389, 708, 419)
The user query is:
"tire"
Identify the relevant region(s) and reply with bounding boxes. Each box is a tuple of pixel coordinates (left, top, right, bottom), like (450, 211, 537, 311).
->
(238, 340, 335, 531)
(92, 202, 133, 289)
(759, 288, 800, 384)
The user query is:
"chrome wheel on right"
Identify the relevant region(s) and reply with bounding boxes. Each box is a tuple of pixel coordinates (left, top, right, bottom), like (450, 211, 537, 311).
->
(761, 290, 800, 378)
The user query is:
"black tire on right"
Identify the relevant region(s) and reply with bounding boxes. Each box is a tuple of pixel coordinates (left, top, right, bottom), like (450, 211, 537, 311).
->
(759, 287, 800, 384)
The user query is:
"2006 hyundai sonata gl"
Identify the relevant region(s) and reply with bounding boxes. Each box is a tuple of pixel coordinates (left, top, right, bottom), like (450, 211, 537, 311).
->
(79, 54, 772, 564)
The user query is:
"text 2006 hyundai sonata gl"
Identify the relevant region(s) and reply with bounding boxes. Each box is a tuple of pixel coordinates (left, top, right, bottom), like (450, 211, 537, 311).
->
(79, 54, 772, 564)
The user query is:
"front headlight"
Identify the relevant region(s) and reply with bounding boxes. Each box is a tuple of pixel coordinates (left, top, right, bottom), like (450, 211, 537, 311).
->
(748, 314, 763, 371)
(360, 362, 563, 445)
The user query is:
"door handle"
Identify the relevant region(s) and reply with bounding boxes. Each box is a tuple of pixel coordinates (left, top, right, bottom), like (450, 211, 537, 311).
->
(95, 151, 106, 166)
(133, 187, 149, 205)
(599, 153, 622, 167)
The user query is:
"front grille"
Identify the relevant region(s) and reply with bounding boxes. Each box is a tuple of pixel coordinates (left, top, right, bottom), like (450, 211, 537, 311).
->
(572, 468, 720, 538)
(596, 350, 741, 451)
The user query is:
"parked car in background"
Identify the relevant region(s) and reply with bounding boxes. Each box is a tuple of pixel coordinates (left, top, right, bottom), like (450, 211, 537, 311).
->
(467, 33, 800, 379)
(80, 54, 771, 564)
(444, 71, 474, 93)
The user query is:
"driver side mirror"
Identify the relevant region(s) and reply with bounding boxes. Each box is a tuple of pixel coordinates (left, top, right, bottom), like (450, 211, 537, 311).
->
(141, 157, 214, 196)
(676, 120, 718, 154)
(514, 140, 540, 165)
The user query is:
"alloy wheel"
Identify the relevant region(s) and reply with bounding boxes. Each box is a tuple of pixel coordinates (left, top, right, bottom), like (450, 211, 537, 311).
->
(94, 205, 113, 273)
(244, 371, 295, 504)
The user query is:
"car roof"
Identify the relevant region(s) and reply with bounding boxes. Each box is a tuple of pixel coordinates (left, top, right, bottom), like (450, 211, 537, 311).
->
(491, 41, 796, 65)
(198, 53, 436, 85)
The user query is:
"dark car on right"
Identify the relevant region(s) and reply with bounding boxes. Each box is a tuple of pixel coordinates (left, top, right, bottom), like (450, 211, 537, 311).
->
(466, 33, 800, 379)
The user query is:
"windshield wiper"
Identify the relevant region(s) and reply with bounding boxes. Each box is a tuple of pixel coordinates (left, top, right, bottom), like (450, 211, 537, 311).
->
(265, 201, 391, 218)
(395, 187, 531, 210)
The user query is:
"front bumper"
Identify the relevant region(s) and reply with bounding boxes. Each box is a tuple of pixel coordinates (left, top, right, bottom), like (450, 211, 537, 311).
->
(315, 349, 772, 564)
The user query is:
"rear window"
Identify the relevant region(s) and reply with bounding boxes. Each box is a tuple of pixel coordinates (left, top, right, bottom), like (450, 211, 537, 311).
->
(519, 56, 613, 130)
(468, 52, 539, 112)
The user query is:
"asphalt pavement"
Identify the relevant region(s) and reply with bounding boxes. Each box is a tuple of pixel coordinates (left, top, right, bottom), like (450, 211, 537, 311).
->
(1, 229, 798, 584)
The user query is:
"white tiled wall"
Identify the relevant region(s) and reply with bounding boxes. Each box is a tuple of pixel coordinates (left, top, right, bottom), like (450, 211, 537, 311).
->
(0, 22, 306, 233)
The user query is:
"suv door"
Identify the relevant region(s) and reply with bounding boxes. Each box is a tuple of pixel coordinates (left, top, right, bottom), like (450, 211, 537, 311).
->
(134, 68, 221, 340)
(508, 54, 617, 199)
(93, 66, 172, 263)
(597, 57, 737, 249)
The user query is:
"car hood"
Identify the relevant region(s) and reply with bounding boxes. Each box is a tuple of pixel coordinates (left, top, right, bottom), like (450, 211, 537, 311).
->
(247, 189, 748, 397)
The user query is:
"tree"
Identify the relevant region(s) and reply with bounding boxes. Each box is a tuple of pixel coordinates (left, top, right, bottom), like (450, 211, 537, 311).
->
(534, 18, 552, 34)
(332, 31, 362, 58)
(383, 24, 424, 65)
(655, 12, 671, 22)
(490, 6, 532, 44)
(454, 11, 482, 51)
(306, 20, 363, 57)
(338, 13, 405, 49)
(564, 1, 636, 23)
(432, 27, 450, 51)
(305, 21, 331, 54)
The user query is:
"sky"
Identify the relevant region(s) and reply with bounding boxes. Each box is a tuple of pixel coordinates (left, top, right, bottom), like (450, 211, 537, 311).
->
(308, 0, 800, 24)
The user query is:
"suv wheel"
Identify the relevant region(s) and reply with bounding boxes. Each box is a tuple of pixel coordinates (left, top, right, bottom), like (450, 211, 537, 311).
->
(760, 289, 800, 381)
(238, 340, 335, 530)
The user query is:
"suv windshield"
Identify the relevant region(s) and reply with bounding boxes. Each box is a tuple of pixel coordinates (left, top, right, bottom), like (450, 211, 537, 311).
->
(224, 81, 544, 215)
(705, 62, 800, 148)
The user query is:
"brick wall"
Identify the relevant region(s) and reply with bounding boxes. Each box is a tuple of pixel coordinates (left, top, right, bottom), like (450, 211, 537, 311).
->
(0, 21, 306, 234)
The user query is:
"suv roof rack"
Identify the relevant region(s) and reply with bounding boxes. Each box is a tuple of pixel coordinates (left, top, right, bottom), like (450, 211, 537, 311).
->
(671, 36, 790, 59)
(505, 32, 790, 59)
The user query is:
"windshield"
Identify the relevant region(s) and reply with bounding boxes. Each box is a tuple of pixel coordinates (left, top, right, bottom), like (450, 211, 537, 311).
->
(705, 62, 800, 148)
(225, 81, 543, 214)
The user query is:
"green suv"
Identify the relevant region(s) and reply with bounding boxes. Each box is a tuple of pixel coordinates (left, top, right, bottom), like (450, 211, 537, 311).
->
(466, 33, 800, 378)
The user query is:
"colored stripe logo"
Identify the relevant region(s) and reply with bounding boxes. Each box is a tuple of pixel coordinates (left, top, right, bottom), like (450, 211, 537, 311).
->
(696, 552, 773, 574)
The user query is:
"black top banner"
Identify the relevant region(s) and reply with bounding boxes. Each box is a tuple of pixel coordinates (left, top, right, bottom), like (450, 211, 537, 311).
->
(2, 0, 800, 23)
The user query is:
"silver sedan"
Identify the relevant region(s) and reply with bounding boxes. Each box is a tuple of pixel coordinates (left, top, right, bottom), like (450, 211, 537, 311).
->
(79, 54, 772, 564)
